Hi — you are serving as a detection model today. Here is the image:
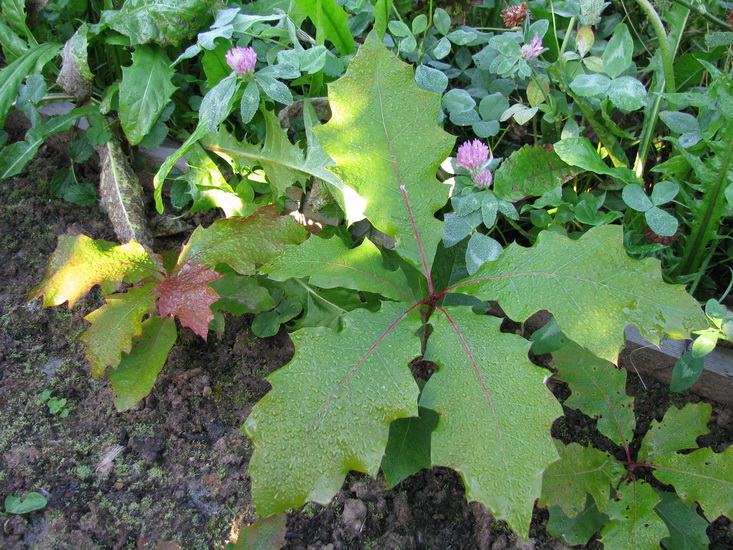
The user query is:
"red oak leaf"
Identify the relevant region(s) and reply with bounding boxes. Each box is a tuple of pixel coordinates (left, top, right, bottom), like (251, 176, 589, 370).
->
(155, 262, 222, 339)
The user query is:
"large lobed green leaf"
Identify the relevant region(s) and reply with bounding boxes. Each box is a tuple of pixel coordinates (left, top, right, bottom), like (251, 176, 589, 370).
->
(456, 225, 706, 362)
(119, 45, 177, 145)
(28, 234, 161, 307)
(177, 205, 308, 274)
(552, 342, 635, 447)
(420, 310, 563, 536)
(314, 32, 455, 273)
(243, 304, 422, 516)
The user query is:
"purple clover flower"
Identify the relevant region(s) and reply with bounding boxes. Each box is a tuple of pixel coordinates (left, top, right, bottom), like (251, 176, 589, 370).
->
(226, 46, 257, 77)
(457, 139, 494, 187)
(521, 35, 543, 60)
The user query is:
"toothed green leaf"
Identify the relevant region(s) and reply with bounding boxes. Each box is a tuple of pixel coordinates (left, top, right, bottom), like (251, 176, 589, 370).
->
(540, 442, 623, 517)
(314, 32, 455, 272)
(420, 310, 563, 536)
(457, 225, 706, 362)
(654, 446, 733, 521)
(639, 403, 712, 462)
(601, 482, 669, 550)
(243, 303, 421, 516)
(551, 342, 635, 446)
(265, 236, 413, 302)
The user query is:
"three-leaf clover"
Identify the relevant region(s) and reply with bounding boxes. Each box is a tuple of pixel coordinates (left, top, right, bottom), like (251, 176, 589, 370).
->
(622, 181, 679, 237)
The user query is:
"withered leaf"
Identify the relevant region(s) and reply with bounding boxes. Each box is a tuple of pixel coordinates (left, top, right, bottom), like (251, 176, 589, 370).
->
(97, 137, 154, 246)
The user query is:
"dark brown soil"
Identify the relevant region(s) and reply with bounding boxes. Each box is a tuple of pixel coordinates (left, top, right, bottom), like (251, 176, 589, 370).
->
(1, 132, 731, 549)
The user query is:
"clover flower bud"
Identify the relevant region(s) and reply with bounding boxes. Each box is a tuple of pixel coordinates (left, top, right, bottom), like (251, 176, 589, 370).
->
(521, 35, 544, 59)
(474, 169, 493, 188)
(226, 46, 257, 77)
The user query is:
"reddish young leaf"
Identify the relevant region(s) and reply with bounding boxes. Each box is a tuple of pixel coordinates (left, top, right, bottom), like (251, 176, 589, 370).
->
(155, 262, 222, 339)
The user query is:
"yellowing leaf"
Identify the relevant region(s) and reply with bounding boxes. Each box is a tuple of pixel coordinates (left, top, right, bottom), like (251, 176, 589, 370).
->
(28, 234, 161, 307)
(82, 283, 158, 376)
(227, 513, 287, 550)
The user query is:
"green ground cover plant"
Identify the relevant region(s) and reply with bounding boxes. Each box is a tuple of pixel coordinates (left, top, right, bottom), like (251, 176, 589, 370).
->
(1, 492, 48, 516)
(3, 0, 733, 545)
